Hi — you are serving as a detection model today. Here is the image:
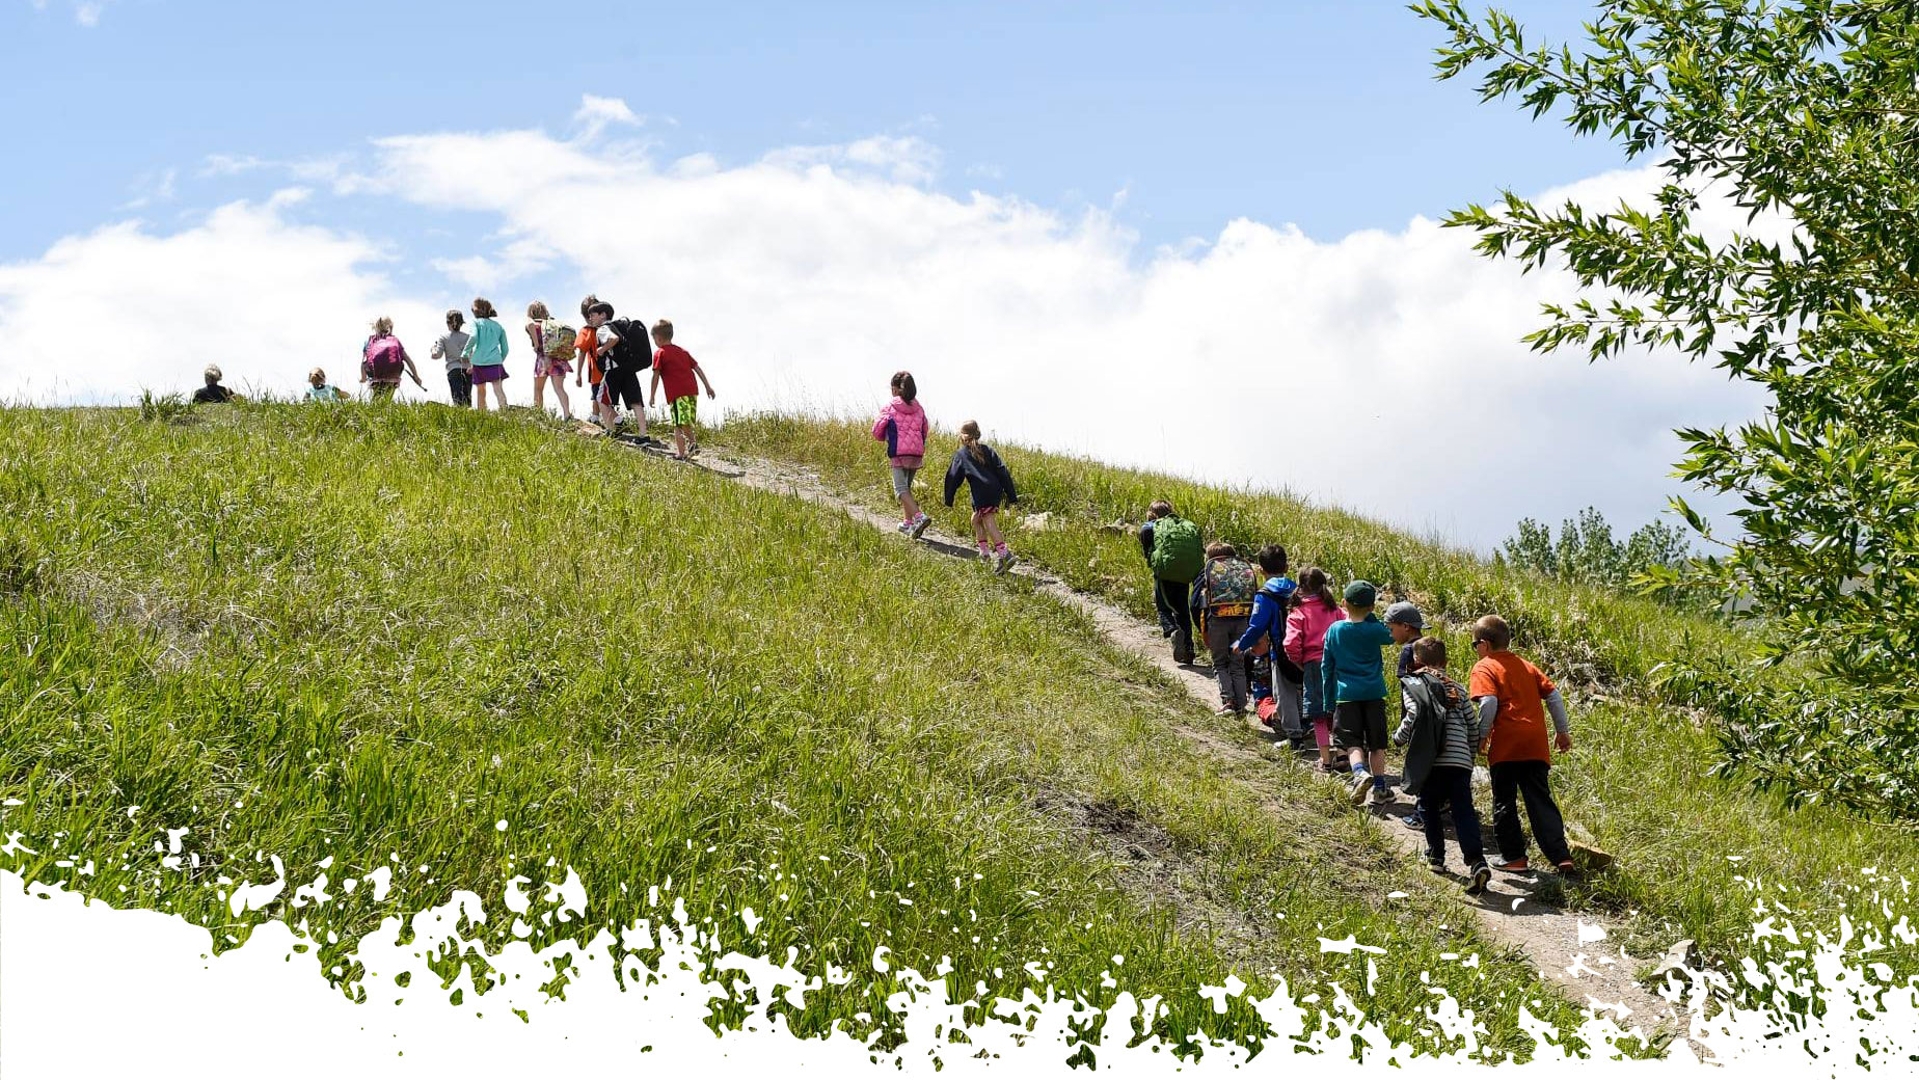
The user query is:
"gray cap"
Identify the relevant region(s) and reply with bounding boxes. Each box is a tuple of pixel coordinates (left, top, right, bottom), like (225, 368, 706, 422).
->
(1384, 601, 1425, 629)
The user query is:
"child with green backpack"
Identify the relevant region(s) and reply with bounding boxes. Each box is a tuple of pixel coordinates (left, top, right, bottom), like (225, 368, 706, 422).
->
(1189, 541, 1259, 715)
(1140, 501, 1203, 665)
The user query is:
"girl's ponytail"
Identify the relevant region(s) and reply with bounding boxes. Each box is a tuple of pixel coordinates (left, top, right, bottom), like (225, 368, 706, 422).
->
(960, 420, 987, 463)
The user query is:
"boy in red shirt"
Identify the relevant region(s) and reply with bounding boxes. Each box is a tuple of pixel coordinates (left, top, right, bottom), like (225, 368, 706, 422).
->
(648, 319, 716, 460)
(1469, 614, 1577, 875)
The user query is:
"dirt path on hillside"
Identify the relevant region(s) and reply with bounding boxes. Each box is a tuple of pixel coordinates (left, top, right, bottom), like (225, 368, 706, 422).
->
(616, 435, 1690, 1044)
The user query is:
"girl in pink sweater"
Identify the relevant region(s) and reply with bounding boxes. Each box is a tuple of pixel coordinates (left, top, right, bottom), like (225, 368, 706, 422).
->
(1285, 567, 1344, 771)
(872, 371, 931, 539)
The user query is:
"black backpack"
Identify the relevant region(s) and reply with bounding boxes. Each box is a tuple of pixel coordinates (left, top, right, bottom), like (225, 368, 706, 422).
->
(604, 318, 653, 372)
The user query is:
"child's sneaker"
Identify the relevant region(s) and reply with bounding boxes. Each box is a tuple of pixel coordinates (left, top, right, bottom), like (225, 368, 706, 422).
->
(1347, 773, 1374, 806)
(896, 520, 914, 536)
(1400, 811, 1424, 830)
(1426, 859, 1447, 875)
(909, 513, 931, 540)
(1466, 864, 1492, 896)
(995, 550, 1017, 575)
(1554, 859, 1580, 878)
(1494, 858, 1530, 873)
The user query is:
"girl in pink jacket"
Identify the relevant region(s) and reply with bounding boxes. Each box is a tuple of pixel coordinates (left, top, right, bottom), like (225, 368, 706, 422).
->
(1285, 567, 1344, 771)
(872, 371, 931, 539)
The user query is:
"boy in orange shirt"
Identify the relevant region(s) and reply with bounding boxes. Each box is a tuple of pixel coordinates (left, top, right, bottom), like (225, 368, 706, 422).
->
(1468, 614, 1577, 875)
(575, 295, 605, 428)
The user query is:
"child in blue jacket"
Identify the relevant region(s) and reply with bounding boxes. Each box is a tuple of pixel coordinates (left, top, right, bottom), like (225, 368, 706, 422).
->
(1232, 545, 1302, 741)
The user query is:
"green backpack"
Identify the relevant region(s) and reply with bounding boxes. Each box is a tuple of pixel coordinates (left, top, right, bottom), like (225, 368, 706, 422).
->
(1149, 516, 1205, 582)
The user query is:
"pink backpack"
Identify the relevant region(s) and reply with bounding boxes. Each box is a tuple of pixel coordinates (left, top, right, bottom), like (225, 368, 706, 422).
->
(364, 336, 405, 380)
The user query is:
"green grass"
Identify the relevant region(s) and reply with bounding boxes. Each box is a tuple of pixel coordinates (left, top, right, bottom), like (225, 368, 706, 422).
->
(0, 402, 1609, 1060)
(711, 412, 1919, 974)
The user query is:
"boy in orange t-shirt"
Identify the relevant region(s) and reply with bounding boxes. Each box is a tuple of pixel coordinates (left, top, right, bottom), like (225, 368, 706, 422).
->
(575, 295, 604, 426)
(1468, 614, 1576, 875)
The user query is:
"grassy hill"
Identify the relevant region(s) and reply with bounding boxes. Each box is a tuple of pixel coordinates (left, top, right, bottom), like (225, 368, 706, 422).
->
(712, 414, 1919, 974)
(1, 402, 1602, 1059)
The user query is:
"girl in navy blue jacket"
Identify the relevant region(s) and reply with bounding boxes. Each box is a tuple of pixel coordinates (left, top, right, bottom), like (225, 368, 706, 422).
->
(943, 420, 1019, 573)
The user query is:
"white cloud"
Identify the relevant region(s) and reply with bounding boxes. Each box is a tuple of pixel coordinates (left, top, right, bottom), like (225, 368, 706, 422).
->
(29, 0, 112, 25)
(0, 199, 439, 404)
(572, 94, 643, 141)
(0, 105, 1767, 547)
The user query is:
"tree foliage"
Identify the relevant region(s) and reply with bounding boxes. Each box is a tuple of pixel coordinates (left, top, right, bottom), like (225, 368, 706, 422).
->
(1499, 506, 1697, 599)
(1416, 0, 1919, 815)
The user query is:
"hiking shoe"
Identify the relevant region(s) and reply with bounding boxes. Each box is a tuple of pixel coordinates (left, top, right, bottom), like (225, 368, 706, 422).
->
(1400, 812, 1424, 830)
(995, 551, 1018, 575)
(1494, 858, 1530, 873)
(909, 513, 931, 540)
(1348, 774, 1374, 806)
(1426, 860, 1447, 875)
(896, 520, 914, 536)
(1554, 859, 1580, 877)
(1467, 864, 1492, 896)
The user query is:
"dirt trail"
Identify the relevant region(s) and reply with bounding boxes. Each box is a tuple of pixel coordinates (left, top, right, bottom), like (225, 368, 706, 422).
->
(618, 434, 1688, 1041)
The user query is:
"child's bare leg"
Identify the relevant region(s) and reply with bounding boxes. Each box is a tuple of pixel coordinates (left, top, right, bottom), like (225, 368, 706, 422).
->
(533, 375, 546, 412)
(983, 513, 1006, 548)
(971, 510, 989, 545)
(1369, 749, 1388, 780)
(596, 397, 616, 430)
(900, 489, 922, 523)
(551, 376, 571, 420)
(475, 383, 491, 412)
(675, 425, 690, 458)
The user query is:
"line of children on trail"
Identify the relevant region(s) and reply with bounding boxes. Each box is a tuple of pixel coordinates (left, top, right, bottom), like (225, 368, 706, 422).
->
(1140, 505, 1582, 896)
(201, 294, 723, 461)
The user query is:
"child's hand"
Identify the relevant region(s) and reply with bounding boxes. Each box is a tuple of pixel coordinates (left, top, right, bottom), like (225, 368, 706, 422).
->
(1554, 732, 1573, 752)
(706, 388, 716, 399)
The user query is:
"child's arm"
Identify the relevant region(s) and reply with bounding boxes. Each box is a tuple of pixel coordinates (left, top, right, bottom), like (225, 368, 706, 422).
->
(1391, 685, 1419, 747)
(1138, 521, 1156, 564)
(942, 451, 964, 507)
(989, 448, 1017, 505)
(1233, 593, 1272, 654)
(1320, 625, 1339, 715)
(649, 369, 661, 405)
(1543, 689, 1572, 750)
(872, 407, 893, 442)
(694, 361, 716, 398)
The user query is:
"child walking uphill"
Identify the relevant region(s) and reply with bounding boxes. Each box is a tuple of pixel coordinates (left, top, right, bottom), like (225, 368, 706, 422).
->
(1469, 614, 1578, 875)
(525, 301, 575, 421)
(1231, 544, 1301, 738)
(461, 298, 510, 412)
(362, 316, 425, 401)
(1285, 568, 1343, 771)
(873, 372, 931, 539)
(1191, 542, 1259, 715)
(1141, 502, 1204, 666)
(648, 319, 715, 460)
(1321, 580, 1396, 806)
(1393, 636, 1493, 896)
(942, 421, 1019, 573)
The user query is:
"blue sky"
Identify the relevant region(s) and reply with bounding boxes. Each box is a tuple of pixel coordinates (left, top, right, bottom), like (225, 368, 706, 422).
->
(1, 0, 1762, 548)
(5, 0, 1620, 256)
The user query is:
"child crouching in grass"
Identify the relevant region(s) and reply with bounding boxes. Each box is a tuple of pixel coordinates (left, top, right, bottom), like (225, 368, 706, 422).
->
(1393, 636, 1492, 896)
(942, 420, 1019, 573)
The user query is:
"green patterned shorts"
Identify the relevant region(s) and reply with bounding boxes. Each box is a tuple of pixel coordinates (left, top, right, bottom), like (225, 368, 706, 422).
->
(670, 395, 698, 427)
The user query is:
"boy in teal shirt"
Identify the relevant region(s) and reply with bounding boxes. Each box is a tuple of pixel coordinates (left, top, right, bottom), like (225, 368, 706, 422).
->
(1321, 580, 1396, 806)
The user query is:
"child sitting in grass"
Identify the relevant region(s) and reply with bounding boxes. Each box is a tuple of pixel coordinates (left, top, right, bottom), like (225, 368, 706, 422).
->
(942, 420, 1019, 573)
(1322, 579, 1396, 805)
(647, 319, 715, 461)
(1286, 567, 1343, 771)
(873, 371, 931, 539)
(1393, 636, 1492, 896)
(1470, 614, 1578, 875)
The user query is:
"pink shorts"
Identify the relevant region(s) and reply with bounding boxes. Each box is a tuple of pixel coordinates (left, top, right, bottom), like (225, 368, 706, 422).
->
(972, 505, 1000, 518)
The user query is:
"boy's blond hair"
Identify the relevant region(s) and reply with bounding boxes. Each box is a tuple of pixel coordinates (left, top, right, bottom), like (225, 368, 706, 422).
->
(652, 319, 674, 341)
(1205, 541, 1236, 559)
(1412, 635, 1448, 669)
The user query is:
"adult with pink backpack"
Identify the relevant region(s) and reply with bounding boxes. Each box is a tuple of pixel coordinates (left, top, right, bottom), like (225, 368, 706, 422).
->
(361, 316, 425, 400)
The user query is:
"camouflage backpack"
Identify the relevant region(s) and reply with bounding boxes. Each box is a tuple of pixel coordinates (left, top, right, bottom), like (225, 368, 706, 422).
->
(1203, 558, 1258, 618)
